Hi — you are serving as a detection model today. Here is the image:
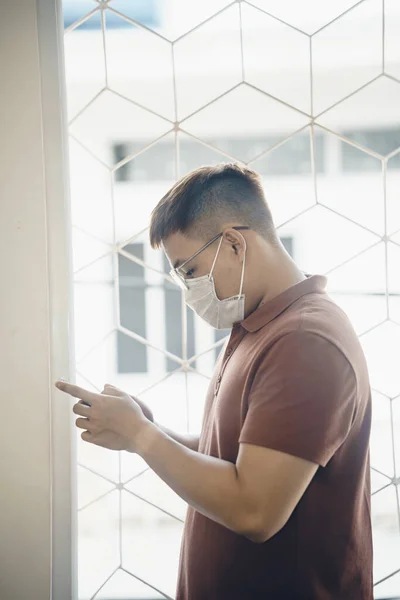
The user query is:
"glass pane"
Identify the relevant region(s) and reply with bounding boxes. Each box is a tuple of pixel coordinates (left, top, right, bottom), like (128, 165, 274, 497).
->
(241, 3, 310, 113)
(370, 392, 395, 479)
(247, 0, 361, 35)
(312, 0, 382, 115)
(79, 491, 120, 599)
(386, 157, 400, 237)
(105, 12, 175, 120)
(61, 0, 400, 596)
(384, 0, 400, 80)
(111, 0, 233, 41)
(277, 204, 379, 274)
(182, 83, 311, 162)
(78, 466, 115, 510)
(137, 372, 188, 433)
(69, 89, 172, 166)
(69, 137, 114, 244)
(73, 255, 115, 362)
(313, 128, 386, 235)
(174, 4, 242, 120)
(371, 485, 400, 587)
(126, 470, 187, 521)
(360, 321, 400, 399)
(121, 492, 183, 598)
(251, 129, 317, 228)
(316, 77, 400, 153)
(64, 11, 106, 120)
(388, 242, 400, 325)
(95, 567, 166, 599)
(374, 569, 400, 600)
(326, 243, 387, 335)
(393, 398, 400, 483)
(63, 0, 97, 30)
(113, 135, 175, 244)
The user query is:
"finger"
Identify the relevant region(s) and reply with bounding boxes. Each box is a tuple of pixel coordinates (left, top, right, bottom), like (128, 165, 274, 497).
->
(75, 417, 90, 430)
(81, 430, 92, 443)
(72, 402, 91, 417)
(55, 381, 97, 406)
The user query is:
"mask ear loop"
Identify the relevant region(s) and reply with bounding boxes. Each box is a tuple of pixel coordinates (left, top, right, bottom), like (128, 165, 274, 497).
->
(238, 234, 246, 298)
(209, 235, 223, 279)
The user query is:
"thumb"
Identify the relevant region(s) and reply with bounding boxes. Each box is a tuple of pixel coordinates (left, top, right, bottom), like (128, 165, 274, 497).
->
(103, 383, 125, 396)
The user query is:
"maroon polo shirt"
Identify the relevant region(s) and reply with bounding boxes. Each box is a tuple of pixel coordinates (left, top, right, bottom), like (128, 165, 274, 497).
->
(176, 275, 373, 600)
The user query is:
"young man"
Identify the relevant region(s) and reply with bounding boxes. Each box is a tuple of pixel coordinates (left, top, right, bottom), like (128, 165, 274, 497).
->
(57, 164, 373, 599)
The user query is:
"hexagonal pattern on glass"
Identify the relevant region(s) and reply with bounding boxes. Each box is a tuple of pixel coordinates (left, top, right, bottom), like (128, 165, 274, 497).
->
(94, 567, 167, 599)
(62, 0, 400, 596)
(277, 204, 379, 274)
(78, 465, 116, 511)
(125, 470, 187, 521)
(250, 128, 317, 227)
(181, 83, 311, 162)
(69, 89, 173, 167)
(69, 138, 114, 244)
(311, 0, 382, 116)
(315, 76, 400, 155)
(241, 2, 311, 113)
(63, 0, 97, 31)
(64, 11, 106, 121)
(245, 0, 362, 35)
(113, 132, 176, 244)
(174, 4, 243, 120)
(79, 490, 120, 599)
(326, 243, 387, 335)
(374, 570, 400, 600)
(110, 0, 234, 41)
(136, 372, 188, 433)
(371, 485, 400, 586)
(105, 11, 175, 120)
(314, 127, 385, 235)
(121, 491, 183, 598)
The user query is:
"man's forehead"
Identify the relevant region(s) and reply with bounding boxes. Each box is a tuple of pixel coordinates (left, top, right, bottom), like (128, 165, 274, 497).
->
(162, 231, 204, 267)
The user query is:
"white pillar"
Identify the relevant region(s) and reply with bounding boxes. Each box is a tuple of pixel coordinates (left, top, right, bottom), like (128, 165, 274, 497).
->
(0, 1, 75, 599)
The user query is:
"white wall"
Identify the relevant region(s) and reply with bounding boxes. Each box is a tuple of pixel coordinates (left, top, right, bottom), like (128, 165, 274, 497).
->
(0, 1, 74, 599)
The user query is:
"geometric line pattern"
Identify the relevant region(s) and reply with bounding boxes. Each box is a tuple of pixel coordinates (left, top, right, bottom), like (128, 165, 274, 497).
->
(62, 0, 400, 597)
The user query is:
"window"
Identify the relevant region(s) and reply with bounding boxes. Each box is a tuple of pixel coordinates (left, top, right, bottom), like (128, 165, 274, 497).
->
(342, 129, 400, 171)
(117, 244, 147, 373)
(112, 134, 324, 182)
(163, 255, 196, 372)
(63, 0, 160, 30)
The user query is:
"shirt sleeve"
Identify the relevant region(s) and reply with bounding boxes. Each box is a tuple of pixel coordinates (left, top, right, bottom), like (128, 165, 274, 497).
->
(238, 330, 357, 467)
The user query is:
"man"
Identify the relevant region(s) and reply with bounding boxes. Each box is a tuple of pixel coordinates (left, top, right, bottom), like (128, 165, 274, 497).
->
(56, 163, 373, 599)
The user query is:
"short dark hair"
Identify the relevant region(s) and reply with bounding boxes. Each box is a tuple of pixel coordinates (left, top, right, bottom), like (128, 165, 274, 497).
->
(149, 163, 276, 248)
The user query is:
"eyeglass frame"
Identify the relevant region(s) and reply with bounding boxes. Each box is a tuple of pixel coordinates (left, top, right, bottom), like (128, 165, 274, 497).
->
(168, 226, 250, 290)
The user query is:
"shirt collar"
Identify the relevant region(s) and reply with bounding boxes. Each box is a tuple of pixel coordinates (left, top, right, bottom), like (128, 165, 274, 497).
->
(240, 274, 328, 333)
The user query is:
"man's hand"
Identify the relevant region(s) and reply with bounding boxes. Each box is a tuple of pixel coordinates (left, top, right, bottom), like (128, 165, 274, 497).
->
(55, 381, 152, 452)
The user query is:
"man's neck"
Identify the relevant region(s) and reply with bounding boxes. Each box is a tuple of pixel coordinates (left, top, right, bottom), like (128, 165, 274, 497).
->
(256, 253, 306, 309)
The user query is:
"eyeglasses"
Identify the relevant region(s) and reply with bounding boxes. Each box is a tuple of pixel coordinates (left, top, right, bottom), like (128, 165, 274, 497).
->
(169, 226, 250, 290)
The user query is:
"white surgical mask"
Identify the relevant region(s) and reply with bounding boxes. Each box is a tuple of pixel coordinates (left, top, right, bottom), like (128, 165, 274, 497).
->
(184, 236, 246, 330)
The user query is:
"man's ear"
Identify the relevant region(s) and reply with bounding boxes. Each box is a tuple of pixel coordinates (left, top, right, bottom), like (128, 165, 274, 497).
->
(223, 228, 246, 258)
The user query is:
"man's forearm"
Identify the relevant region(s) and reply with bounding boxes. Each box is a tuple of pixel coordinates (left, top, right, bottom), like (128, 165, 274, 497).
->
(134, 422, 257, 538)
(155, 423, 199, 452)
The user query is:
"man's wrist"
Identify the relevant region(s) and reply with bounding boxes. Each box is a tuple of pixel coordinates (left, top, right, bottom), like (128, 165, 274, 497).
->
(130, 420, 159, 456)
